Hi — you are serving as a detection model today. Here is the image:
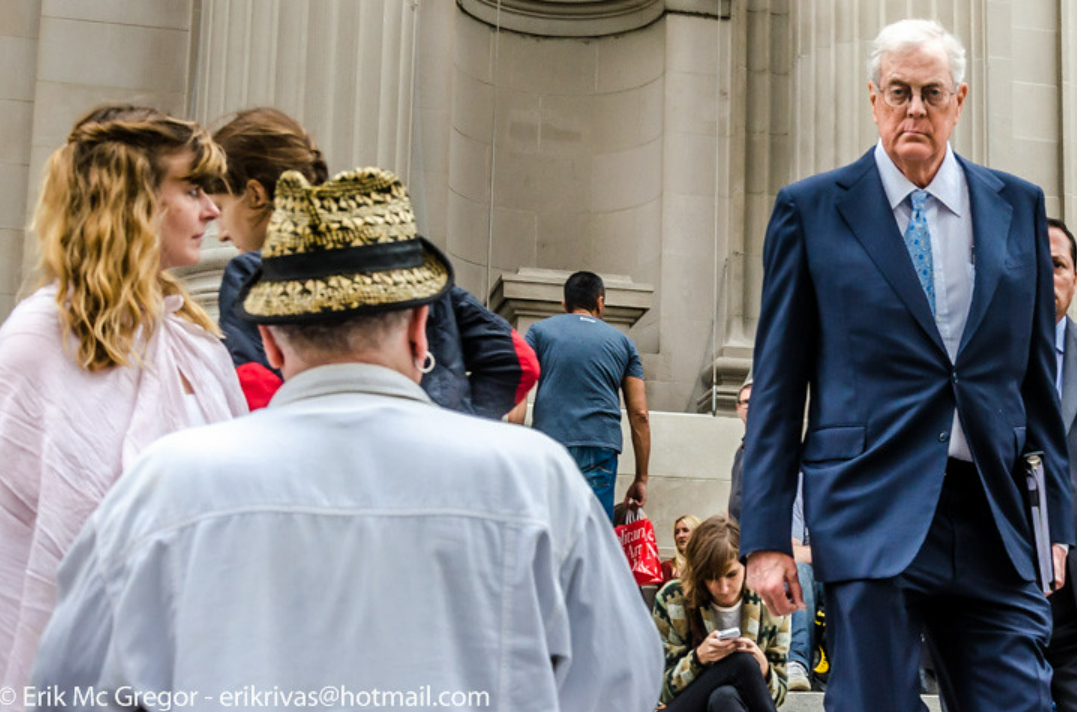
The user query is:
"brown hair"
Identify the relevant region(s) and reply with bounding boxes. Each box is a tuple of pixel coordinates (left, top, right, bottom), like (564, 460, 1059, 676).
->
(34, 104, 223, 371)
(680, 515, 742, 646)
(210, 107, 328, 200)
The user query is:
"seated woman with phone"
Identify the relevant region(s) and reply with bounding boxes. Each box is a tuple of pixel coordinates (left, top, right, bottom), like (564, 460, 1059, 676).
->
(652, 515, 790, 712)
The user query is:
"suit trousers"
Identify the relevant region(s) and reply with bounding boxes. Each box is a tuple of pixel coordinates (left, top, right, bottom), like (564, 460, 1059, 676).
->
(1048, 581, 1076, 712)
(823, 461, 1054, 712)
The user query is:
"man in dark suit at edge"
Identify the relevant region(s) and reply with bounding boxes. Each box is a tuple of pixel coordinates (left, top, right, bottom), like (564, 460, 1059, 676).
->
(1047, 217, 1076, 712)
(740, 18, 1073, 712)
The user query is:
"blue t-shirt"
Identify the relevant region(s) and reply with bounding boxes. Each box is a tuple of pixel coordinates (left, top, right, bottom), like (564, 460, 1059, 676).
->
(526, 313, 644, 451)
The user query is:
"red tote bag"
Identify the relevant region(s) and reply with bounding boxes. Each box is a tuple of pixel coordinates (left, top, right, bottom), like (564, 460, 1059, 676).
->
(614, 509, 664, 586)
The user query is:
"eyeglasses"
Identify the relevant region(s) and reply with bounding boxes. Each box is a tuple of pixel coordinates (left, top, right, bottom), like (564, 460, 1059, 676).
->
(878, 83, 955, 110)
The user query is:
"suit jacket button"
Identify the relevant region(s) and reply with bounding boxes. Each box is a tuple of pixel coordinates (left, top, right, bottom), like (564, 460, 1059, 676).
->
(938, 432, 949, 442)
(952, 371, 959, 383)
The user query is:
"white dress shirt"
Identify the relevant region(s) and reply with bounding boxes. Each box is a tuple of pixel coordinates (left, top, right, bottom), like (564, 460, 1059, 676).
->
(1056, 316, 1066, 396)
(875, 142, 975, 462)
(30, 363, 662, 712)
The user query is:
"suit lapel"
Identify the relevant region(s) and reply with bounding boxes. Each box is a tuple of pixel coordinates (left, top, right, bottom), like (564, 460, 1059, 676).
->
(1063, 317, 1077, 428)
(957, 157, 1012, 354)
(836, 151, 947, 354)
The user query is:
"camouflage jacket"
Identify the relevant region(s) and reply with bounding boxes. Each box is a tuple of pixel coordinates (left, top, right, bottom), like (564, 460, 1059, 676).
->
(652, 579, 790, 705)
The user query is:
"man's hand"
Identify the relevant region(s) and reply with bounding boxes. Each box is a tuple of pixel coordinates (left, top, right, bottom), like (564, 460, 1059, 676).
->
(746, 550, 805, 617)
(1049, 544, 1068, 596)
(623, 479, 647, 510)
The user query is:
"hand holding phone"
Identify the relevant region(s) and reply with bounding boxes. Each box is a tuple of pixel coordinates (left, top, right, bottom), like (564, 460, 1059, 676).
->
(715, 627, 741, 640)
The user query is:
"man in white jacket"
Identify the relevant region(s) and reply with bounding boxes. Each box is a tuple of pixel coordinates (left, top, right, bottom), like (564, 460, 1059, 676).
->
(29, 168, 662, 712)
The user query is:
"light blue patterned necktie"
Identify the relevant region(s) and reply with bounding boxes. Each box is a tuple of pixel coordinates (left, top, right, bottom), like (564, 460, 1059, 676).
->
(904, 189, 935, 314)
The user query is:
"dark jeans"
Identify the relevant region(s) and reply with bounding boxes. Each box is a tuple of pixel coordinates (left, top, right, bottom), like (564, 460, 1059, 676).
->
(665, 652, 776, 712)
(566, 446, 619, 521)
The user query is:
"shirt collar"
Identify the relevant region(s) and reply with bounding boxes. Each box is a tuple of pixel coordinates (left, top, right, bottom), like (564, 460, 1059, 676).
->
(874, 141, 966, 217)
(269, 362, 433, 409)
(1056, 317, 1067, 354)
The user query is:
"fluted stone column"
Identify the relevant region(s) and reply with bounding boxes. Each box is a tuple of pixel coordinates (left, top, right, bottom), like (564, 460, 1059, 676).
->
(696, 0, 789, 412)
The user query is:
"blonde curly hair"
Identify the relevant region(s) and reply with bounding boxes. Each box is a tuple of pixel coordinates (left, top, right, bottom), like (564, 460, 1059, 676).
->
(33, 105, 225, 371)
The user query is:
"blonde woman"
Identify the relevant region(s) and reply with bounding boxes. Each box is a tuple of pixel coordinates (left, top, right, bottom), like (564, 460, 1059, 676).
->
(0, 105, 247, 696)
(653, 515, 789, 712)
(662, 514, 702, 582)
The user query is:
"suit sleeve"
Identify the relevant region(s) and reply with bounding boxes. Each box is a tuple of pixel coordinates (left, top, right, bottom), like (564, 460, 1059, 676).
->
(1024, 194, 1075, 548)
(741, 189, 817, 558)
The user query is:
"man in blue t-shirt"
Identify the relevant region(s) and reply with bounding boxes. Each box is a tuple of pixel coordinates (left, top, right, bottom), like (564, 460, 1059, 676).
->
(523, 272, 651, 521)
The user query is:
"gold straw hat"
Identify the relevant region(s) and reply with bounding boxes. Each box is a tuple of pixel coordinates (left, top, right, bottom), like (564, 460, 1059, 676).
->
(238, 167, 453, 323)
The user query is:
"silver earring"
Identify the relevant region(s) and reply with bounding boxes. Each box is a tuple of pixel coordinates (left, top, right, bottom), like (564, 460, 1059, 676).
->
(418, 350, 436, 374)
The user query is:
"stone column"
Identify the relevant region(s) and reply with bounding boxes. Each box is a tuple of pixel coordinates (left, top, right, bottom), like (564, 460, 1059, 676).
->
(696, 0, 789, 412)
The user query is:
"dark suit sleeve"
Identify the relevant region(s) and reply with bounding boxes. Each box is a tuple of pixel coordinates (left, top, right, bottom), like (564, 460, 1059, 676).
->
(740, 189, 816, 557)
(1024, 195, 1075, 548)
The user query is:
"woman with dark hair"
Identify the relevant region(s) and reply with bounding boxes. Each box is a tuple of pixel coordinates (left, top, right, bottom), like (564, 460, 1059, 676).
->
(653, 515, 790, 711)
(0, 105, 247, 696)
(208, 108, 328, 406)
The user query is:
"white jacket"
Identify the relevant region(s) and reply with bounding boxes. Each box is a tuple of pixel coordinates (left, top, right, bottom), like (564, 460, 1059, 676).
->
(31, 363, 662, 711)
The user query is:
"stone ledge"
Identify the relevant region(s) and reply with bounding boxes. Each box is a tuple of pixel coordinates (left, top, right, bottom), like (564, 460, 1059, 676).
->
(782, 692, 941, 712)
(489, 267, 653, 334)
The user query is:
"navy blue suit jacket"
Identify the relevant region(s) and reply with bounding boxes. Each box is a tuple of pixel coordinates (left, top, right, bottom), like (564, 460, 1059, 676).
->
(741, 148, 1074, 583)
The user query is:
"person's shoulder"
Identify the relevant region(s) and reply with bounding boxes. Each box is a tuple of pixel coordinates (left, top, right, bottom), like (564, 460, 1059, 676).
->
(430, 405, 572, 464)
(0, 287, 67, 367)
(221, 251, 262, 293)
(657, 579, 685, 606)
(743, 587, 786, 624)
(228, 250, 263, 274)
(782, 149, 877, 200)
(957, 156, 1042, 199)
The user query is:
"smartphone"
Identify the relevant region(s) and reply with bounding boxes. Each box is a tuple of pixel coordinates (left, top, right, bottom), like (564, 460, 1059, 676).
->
(715, 627, 741, 640)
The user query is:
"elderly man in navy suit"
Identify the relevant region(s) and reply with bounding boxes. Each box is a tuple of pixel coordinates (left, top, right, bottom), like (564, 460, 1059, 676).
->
(1047, 217, 1076, 712)
(740, 18, 1073, 712)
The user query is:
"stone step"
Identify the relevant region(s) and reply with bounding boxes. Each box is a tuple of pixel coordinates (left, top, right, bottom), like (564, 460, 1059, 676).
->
(784, 691, 942, 711)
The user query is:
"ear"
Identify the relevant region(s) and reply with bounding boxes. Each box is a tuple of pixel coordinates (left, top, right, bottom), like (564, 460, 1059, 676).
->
(596, 295, 605, 315)
(245, 179, 270, 210)
(407, 305, 429, 364)
(258, 325, 286, 371)
(953, 82, 968, 116)
(562, 300, 570, 314)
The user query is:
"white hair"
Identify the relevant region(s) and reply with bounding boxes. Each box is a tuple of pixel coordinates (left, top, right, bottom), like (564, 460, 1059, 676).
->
(868, 19, 966, 89)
